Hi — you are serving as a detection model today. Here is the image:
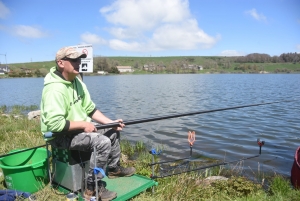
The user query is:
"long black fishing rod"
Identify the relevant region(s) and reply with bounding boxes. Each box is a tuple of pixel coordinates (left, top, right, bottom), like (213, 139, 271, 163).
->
(96, 100, 292, 129)
(50, 99, 292, 137)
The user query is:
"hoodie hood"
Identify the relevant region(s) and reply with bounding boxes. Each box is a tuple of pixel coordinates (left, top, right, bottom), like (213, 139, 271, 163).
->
(44, 66, 71, 86)
(45, 67, 79, 104)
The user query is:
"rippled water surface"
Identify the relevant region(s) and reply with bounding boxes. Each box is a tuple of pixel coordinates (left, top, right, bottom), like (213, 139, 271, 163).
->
(1, 74, 299, 175)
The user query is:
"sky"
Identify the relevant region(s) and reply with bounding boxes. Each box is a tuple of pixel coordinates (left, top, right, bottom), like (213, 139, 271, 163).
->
(0, 0, 299, 64)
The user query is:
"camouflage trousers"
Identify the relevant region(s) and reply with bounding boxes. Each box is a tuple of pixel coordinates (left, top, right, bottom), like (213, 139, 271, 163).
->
(50, 128, 121, 183)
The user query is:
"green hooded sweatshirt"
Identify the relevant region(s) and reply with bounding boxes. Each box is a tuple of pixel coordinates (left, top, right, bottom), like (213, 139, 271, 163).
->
(40, 67, 96, 135)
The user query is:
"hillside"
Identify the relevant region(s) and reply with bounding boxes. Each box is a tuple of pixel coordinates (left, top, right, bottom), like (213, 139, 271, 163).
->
(3, 55, 300, 77)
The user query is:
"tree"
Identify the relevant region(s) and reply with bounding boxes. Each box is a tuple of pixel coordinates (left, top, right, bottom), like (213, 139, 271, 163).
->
(134, 61, 139, 69)
(94, 57, 109, 71)
(39, 68, 49, 77)
(34, 69, 42, 77)
(110, 60, 119, 68)
(108, 67, 119, 74)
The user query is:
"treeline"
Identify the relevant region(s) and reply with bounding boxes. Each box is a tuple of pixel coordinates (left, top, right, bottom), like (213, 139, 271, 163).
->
(7, 69, 46, 77)
(234, 52, 300, 63)
(94, 57, 120, 73)
(94, 53, 300, 74)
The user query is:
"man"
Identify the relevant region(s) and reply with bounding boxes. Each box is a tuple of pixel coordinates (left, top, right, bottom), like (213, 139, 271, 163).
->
(40, 46, 135, 201)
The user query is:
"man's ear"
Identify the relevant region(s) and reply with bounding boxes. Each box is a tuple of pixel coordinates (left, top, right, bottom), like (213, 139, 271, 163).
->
(56, 60, 64, 69)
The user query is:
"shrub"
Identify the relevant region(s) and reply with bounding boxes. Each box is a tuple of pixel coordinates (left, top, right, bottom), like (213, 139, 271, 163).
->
(269, 176, 292, 196)
(211, 176, 261, 198)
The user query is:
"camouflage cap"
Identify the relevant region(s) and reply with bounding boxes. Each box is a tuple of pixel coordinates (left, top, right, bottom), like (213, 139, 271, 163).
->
(55, 46, 87, 61)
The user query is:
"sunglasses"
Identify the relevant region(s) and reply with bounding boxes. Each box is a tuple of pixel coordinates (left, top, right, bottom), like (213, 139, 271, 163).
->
(61, 57, 81, 62)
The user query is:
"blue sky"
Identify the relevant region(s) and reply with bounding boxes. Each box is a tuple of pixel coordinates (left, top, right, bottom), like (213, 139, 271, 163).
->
(0, 0, 299, 64)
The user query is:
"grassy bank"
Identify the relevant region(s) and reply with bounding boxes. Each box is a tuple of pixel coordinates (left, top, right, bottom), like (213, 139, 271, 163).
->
(3, 56, 300, 78)
(0, 106, 299, 200)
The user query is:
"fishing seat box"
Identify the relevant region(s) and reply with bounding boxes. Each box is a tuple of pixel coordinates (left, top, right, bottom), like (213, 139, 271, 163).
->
(50, 146, 91, 192)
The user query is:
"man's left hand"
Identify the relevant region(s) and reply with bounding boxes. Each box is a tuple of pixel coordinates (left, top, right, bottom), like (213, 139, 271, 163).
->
(113, 119, 125, 131)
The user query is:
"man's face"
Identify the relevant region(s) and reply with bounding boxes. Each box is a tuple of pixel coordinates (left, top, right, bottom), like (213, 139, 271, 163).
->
(57, 57, 81, 80)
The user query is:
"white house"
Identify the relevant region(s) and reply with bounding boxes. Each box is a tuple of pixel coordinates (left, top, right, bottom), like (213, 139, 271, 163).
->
(116, 66, 133, 73)
(0, 65, 10, 73)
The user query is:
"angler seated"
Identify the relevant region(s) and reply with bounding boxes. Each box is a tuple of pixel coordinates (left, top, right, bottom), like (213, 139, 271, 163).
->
(40, 46, 136, 201)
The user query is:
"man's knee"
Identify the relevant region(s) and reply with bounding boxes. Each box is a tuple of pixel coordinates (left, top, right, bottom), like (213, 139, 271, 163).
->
(96, 136, 112, 150)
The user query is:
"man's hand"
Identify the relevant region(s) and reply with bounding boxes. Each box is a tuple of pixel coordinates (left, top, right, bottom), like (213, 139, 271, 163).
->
(68, 121, 97, 133)
(112, 119, 125, 131)
(91, 110, 125, 131)
(83, 122, 97, 133)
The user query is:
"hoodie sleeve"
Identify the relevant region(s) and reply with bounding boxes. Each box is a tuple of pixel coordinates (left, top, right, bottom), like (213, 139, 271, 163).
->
(41, 88, 69, 132)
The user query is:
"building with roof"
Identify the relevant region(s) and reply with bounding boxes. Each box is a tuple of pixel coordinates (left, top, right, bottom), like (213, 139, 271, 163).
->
(116, 66, 133, 73)
(0, 65, 9, 75)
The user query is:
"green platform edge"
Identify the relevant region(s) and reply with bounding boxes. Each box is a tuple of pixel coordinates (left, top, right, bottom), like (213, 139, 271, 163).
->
(103, 174, 158, 201)
(55, 174, 158, 201)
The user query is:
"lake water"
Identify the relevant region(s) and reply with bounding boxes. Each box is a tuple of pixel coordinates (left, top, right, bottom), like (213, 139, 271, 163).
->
(1, 74, 299, 176)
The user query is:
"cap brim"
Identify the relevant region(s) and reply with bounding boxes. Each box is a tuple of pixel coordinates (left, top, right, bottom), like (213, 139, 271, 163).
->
(67, 52, 87, 59)
(78, 53, 87, 59)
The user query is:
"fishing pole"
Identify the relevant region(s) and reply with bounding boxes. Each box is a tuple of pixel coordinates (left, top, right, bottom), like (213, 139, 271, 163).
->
(49, 99, 293, 137)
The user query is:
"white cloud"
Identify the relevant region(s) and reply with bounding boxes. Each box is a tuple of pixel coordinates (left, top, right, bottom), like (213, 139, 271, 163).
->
(109, 39, 143, 51)
(152, 20, 219, 50)
(0, 1, 10, 19)
(13, 25, 47, 38)
(245, 9, 267, 22)
(81, 32, 106, 45)
(219, 50, 245, 57)
(107, 27, 141, 39)
(100, 0, 190, 31)
(98, 0, 219, 52)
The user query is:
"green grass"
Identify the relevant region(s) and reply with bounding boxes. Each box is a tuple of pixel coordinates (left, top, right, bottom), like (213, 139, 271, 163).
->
(6, 57, 300, 76)
(9, 61, 56, 70)
(0, 106, 299, 200)
(0, 105, 39, 115)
